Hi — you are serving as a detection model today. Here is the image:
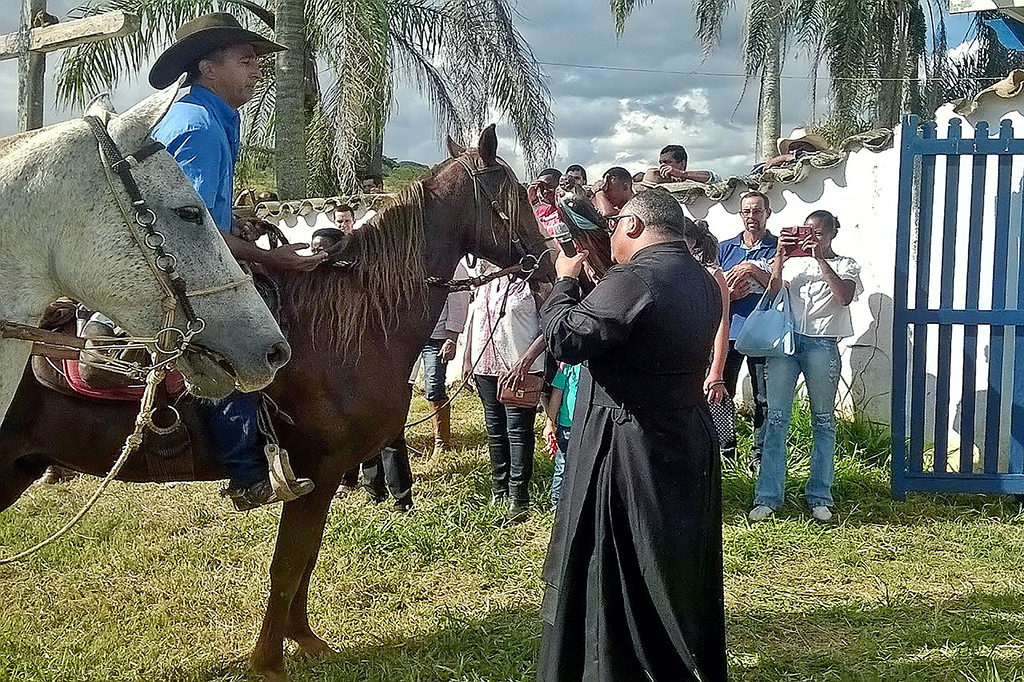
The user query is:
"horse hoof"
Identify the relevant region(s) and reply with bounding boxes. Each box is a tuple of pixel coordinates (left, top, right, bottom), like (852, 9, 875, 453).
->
(293, 635, 335, 659)
(38, 466, 76, 485)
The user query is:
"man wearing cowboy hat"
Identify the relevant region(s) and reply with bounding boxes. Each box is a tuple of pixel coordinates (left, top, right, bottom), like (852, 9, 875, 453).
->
(151, 12, 327, 270)
(150, 12, 323, 510)
(754, 127, 831, 173)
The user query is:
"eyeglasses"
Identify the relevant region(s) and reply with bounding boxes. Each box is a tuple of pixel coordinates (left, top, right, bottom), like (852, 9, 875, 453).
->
(740, 208, 766, 216)
(605, 213, 634, 234)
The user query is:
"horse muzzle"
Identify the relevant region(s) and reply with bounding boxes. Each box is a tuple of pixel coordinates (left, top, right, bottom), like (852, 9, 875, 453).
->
(177, 333, 291, 398)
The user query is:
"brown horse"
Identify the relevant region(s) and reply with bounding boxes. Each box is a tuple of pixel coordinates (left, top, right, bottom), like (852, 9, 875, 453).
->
(0, 126, 554, 682)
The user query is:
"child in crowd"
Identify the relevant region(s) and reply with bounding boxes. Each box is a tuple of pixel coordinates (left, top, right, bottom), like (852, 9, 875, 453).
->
(544, 361, 581, 510)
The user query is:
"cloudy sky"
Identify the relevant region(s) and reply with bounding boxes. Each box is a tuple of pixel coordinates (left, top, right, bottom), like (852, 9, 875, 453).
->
(1, 1, 974, 180)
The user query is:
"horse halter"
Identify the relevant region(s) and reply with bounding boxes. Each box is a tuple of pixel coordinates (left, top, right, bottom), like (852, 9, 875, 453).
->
(83, 115, 250, 361)
(454, 155, 542, 277)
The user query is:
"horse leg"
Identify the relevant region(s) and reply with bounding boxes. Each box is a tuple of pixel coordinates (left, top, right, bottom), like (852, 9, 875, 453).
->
(0, 457, 48, 512)
(251, 472, 339, 681)
(286, 551, 334, 658)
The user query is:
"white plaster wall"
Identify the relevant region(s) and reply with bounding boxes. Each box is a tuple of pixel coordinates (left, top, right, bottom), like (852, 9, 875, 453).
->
(678, 95, 1024, 474)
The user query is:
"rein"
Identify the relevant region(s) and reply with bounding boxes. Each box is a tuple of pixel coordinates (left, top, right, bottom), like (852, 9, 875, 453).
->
(0, 367, 166, 565)
(424, 256, 541, 291)
(2, 116, 253, 379)
(406, 155, 549, 429)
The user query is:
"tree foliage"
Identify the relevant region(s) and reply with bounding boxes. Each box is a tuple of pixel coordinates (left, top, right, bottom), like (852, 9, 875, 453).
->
(57, 0, 554, 195)
(609, 0, 1024, 147)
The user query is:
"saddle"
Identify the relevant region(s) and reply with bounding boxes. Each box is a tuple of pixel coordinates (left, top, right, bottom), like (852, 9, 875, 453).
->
(28, 300, 307, 496)
(30, 300, 193, 481)
(30, 301, 186, 402)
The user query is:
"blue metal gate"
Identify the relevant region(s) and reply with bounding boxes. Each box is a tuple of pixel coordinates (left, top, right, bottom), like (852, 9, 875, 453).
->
(892, 114, 1024, 499)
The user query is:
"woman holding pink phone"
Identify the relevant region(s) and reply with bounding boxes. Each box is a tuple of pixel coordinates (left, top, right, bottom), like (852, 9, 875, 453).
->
(748, 210, 863, 523)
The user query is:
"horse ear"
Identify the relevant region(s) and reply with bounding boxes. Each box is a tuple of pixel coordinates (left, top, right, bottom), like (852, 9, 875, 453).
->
(85, 93, 116, 123)
(477, 124, 498, 164)
(446, 135, 466, 158)
(108, 76, 184, 145)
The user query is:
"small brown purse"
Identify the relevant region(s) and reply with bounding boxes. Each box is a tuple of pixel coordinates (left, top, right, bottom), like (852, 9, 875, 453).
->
(498, 372, 544, 408)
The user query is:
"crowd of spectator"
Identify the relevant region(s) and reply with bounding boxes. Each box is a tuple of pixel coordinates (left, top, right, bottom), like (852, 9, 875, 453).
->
(342, 138, 860, 528)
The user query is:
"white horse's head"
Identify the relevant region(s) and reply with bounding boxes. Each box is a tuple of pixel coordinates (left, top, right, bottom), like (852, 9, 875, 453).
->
(42, 86, 290, 397)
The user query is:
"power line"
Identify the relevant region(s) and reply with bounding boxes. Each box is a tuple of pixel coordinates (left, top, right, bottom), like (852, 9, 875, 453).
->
(537, 60, 994, 82)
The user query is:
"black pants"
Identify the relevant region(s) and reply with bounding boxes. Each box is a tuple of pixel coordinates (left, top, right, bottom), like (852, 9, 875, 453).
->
(362, 437, 413, 505)
(474, 374, 536, 504)
(722, 342, 767, 458)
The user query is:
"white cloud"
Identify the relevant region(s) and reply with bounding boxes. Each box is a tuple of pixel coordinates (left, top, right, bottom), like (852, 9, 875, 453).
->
(2, 0, 830, 184)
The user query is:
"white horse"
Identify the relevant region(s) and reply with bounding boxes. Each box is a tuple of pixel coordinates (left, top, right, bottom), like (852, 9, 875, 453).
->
(0, 85, 290, 426)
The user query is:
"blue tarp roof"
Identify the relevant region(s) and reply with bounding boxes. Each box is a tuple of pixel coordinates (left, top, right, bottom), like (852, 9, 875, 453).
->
(986, 15, 1024, 51)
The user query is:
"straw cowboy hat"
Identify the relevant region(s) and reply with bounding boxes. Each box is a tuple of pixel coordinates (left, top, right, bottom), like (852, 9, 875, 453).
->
(149, 12, 285, 89)
(776, 127, 830, 156)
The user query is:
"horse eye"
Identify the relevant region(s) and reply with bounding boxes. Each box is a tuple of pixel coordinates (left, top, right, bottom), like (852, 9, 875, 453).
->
(174, 206, 203, 225)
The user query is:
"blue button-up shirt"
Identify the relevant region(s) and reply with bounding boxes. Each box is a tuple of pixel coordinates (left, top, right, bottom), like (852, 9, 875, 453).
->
(151, 85, 240, 233)
(718, 230, 778, 339)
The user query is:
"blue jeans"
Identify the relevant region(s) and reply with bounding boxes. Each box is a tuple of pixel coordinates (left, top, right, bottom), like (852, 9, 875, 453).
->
(420, 339, 449, 402)
(754, 334, 841, 510)
(204, 393, 267, 489)
(551, 424, 571, 509)
(474, 375, 536, 504)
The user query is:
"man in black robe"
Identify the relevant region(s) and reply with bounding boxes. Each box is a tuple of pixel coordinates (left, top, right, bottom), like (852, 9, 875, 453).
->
(538, 189, 727, 681)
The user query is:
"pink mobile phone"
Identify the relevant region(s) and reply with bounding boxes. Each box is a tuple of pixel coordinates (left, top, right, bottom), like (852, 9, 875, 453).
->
(781, 226, 813, 257)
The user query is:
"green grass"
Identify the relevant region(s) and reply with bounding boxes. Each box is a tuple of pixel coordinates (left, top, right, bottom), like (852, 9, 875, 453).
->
(1, 395, 1023, 681)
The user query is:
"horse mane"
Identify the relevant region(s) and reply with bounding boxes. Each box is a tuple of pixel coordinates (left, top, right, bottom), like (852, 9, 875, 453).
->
(277, 181, 428, 354)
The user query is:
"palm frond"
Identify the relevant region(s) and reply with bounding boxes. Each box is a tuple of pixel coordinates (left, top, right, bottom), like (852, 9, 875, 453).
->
(692, 0, 737, 55)
(56, 0, 274, 108)
(391, 32, 468, 143)
(609, 0, 656, 37)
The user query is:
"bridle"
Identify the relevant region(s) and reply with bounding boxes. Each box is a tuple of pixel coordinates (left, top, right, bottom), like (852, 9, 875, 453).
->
(76, 115, 252, 373)
(436, 155, 547, 288)
(1, 117, 253, 380)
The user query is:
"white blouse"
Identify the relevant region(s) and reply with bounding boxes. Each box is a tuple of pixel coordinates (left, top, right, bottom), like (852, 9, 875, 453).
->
(759, 256, 863, 338)
(466, 274, 545, 377)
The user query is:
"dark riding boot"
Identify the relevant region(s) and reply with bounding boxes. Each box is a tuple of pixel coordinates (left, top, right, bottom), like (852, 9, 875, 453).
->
(430, 400, 452, 456)
(222, 477, 314, 512)
(39, 466, 76, 485)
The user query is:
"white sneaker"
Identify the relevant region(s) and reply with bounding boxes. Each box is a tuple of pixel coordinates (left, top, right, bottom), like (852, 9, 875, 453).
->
(810, 505, 833, 523)
(748, 505, 775, 522)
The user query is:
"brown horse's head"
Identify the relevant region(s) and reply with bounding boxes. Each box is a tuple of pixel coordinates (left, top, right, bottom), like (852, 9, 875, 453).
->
(277, 126, 556, 355)
(437, 125, 555, 285)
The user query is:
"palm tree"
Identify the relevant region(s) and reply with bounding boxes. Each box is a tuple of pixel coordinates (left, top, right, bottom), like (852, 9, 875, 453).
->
(274, 0, 308, 198)
(932, 11, 1024, 105)
(806, 1, 1024, 135)
(612, 0, 1024, 155)
(611, 0, 805, 162)
(56, 0, 555, 197)
(802, 0, 929, 137)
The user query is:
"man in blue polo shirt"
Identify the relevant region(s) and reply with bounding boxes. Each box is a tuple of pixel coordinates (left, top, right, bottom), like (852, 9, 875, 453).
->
(718, 190, 776, 470)
(149, 13, 326, 510)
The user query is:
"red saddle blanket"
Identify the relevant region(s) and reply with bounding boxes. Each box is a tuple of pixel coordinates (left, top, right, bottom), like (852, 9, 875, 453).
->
(62, 359, 186, 402)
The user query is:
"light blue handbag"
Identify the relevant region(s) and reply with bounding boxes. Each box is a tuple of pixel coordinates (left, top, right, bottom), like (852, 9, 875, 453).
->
(734, 288, 795, 357)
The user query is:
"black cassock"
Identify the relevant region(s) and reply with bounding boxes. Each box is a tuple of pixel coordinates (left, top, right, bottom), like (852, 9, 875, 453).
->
(537, 242, 727, 682)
